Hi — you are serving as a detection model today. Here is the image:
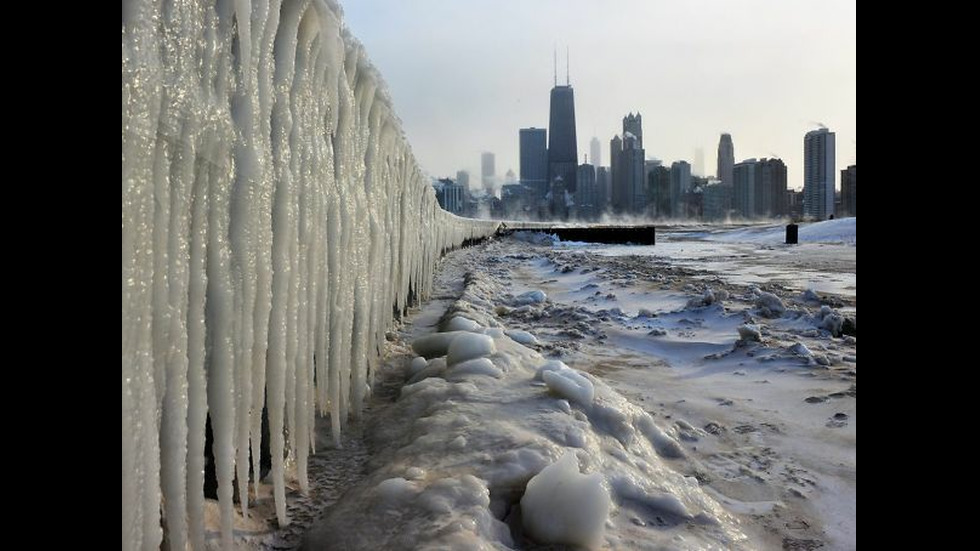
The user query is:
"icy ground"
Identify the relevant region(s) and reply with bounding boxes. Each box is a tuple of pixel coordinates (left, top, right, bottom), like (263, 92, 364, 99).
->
(220, 221, 855, 550)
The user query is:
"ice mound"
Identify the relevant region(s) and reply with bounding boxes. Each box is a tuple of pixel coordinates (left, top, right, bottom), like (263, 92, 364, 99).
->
(755, 291, 786, 318)
(514, 290, 547, 305)
(413, 331, 468, 358)
(445, 316, 483, 332)
(506, 329, 540, 346)
(542, 368, 595, 407)
(520, 451, 610, 549)
(447, 332, 497, 366)
(737, 324, 762, 342)
(447, 357, 503, 380)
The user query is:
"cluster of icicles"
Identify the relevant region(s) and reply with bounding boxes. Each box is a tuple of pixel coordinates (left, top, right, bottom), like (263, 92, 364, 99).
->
(122, 1, 499, 549)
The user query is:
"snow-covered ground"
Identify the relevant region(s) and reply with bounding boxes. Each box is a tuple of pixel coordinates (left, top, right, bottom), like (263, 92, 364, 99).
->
(225, 220, 855, 550)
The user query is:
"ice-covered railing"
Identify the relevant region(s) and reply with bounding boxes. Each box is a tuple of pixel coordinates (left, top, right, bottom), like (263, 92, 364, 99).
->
(121, 1, 498, 549)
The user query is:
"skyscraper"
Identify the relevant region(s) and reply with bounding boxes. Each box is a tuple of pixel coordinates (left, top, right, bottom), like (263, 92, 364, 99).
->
(576, 162, 598, 220)
(456, 170, 470, 191)
(717, 133, 734, 187)
(595, 166, 610, 214)
(758, 158, 788, 217)
(519, 128, 548, 197)
(803, 128, 836, 220)
(623, 134, 646, 214)
(548, 84, 578, 193)
(590, 137, 601, 168)
(841, 164, 856, 217)
(623, 113, 643, 149)
(481, 152, 496, 192)
(670, 161, 692, 218)
(733, 159, 758, 218)
(609, 135, 624, 212)
(694, 147, 705, 177)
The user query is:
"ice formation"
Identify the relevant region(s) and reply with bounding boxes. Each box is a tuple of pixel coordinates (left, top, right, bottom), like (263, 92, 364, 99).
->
(121, 1, 498, 549)
(520, 451, 611, 549)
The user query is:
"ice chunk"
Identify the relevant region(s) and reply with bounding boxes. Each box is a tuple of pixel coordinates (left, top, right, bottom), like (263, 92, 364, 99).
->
(376, 477, 420, 506)
(410, 356, 428, 375)
(407, 358, 448, 384)
(412, 331, 468, 359)
(445, 316, 482, 332)
(505, 329, 539, 346)
(514, 290, 547, 305)
(521, 451, 610, 549)
(446, 357, 503, 380)
(737, 324, 762, 342)
(542, 369, 595, 407)
(446, 332, 497, 366)
(534, 360, 570, 381)
(755, 291, 786, 318)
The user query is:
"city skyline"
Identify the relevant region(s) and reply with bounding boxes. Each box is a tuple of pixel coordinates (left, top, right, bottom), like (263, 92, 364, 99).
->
(342, 0, 855, 192)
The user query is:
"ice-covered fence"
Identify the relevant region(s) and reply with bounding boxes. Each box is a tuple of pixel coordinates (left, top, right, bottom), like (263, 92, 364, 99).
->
(121, 1, 498, 549)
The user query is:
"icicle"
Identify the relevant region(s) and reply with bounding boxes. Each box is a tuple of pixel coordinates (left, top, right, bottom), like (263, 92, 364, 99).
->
(123, 0, 502, 547)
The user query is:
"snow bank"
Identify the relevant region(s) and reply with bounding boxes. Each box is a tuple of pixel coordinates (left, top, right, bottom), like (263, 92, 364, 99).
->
(700, 218, 856, 245)
(301, 270, 748, 550)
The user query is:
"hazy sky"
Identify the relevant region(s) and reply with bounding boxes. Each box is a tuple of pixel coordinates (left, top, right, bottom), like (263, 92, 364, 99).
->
(342, 0, 855, 191)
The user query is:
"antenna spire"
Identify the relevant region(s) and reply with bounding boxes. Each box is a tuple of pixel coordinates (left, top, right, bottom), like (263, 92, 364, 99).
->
(553, 46, 557, 86)
(566, 46, 570, 85)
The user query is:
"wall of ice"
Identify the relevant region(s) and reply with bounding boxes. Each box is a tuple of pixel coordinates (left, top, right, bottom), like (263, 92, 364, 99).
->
(121, 1, 499, 549)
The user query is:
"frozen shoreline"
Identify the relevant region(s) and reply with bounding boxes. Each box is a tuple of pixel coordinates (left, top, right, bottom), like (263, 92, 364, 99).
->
(216, 221, 856, 550)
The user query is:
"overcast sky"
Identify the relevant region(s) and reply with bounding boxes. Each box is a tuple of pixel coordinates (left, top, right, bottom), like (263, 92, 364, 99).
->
(342, 0, 855, 191)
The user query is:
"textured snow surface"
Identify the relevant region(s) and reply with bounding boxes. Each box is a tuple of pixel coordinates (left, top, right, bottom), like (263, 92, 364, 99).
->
(300, 268, 749, 550)
(121, 2, 497, 548)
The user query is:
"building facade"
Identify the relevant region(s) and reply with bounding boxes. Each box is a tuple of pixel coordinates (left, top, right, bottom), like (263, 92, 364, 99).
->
(433, 177, 464, 215)
(717, 133, 734, 187)
(547, 85, 578, 193)
(481, 152, 495, 193)
(841, 164, 856, 217)
(575, 162, 599, 220)
(590, 136, 601, 168)
(670, 161, 692, 218)
(519, 128, 548, 198)
(803, 128, 836, 220)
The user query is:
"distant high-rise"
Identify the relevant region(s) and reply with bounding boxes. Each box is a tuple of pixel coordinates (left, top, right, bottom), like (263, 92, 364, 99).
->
(623, 113, 643, 149)
(456, 170, 470, 191)
(433, 178, 464, 215)
(576, 162, 599, 220)
(609, 135, 624, 212)
(590, 137, 602, 168)
(803, 128, 836, 220)
(481, 152, 496, 192)
(519, 128, 548, 197)
(758, 158, 788, 217)
(622, 134, 646, 214)
(670, 161, 692, 218)
(703, 181, 732, 221)
(717, 133, 734, 187)
(648, 165, 671, 217)
(841, 164, 856, 217)
(547, 84, 578, 193)
(694, 147, 705, 177)
(595, 166, 611, 214)
(733, 158, 787, 218)
(733, 159, 758, 218)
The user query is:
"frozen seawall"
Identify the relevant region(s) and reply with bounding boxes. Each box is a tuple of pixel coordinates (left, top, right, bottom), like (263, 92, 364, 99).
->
(121, 1, 498, 549)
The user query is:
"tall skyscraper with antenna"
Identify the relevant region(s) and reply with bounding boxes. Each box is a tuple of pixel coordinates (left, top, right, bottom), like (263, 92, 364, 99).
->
(547, 48, 578, 194)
